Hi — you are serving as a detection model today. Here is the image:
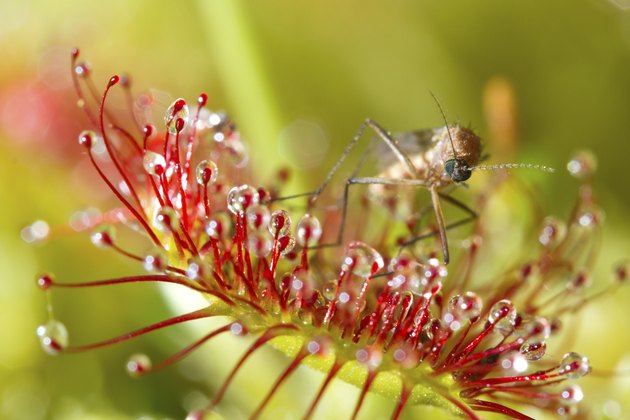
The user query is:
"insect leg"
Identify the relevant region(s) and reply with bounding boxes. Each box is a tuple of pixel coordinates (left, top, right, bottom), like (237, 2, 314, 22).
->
(438, 192, 478, 222)
(430, 187, 450, 264)
(310, 118, 418, 206)
(399, 192, 477, 260)
(268, 118, 417, 207)
(269, 119, 423, 254)
(313, 177, 429, 249)
(406, 186, 459, 236)
(328, 179, 457, 264)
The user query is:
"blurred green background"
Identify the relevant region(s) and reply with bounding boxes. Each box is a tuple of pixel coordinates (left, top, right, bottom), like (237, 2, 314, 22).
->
(1, 0, 630, 419)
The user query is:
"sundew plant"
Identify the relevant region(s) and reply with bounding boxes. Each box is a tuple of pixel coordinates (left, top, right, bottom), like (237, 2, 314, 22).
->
(31, 50, 628, 419)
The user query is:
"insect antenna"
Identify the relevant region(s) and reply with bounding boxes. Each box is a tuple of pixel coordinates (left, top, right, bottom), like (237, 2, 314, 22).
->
(429, 91, 458, 159)
(468, 163, 555, 173)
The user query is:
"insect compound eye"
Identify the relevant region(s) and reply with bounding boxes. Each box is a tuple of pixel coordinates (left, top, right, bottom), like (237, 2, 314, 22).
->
(444, 159, 472, 183)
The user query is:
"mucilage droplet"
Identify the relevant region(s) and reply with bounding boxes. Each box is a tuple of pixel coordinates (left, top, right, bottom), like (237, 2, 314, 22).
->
(164, 98, 189, 134)
(36, 319, 69, 355)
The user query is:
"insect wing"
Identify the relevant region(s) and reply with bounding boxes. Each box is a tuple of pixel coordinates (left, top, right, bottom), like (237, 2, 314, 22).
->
(376, 129, 438, 171)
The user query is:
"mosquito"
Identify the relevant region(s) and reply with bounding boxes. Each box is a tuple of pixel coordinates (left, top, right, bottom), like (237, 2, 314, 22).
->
(272, 95, 554, 264)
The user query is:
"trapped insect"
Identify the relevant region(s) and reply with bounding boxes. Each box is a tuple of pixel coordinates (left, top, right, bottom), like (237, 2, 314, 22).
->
(282, 99, 554, 264)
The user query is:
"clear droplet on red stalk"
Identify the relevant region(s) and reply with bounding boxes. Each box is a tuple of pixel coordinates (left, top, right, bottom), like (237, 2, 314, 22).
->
(205, 213, 232, 239)
(91, 224, 116, 248)
(560, 384, 584, 404)
(296, 214, 322, 247)
(567, 150, 597, 180)
(538, 216, 566, 247)
(247, 232, 272, 257)
(78, 130, 97, 149)
(126, 353, 152, 377)
(277, 235, 296, 256)
(195, 160, 218, 185)
(559, 352, 590, 379)
(269, 210, 291, 236)
(37, 319, 68, 355)
(143, 251, 167, 273)
(448, 292, 482, 321)
(36, 274, 55, 290)
(488, 299, 516, 335)
(246, 204, 271, 231)
(227, 185, 259, 215)
(520, 339, 547, 361)
(143, 151, 166, 176)
(165, 98, 189, 135)
(155, 206, 179, 232)
(342, 242, 384, 278)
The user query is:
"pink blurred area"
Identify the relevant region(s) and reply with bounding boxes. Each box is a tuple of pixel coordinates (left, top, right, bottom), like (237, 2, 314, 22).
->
(0, 80, 81, 155)
(0, 48, 84, 161)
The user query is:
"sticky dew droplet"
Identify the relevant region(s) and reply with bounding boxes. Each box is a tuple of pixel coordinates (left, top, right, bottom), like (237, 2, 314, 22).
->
(560, 384, 584, 404)
(154, 206, 179, 232)
(576, 208, 603, 229)
(195, 160, 218, 185)
(306, 337, 328, 356)
(515, 314, 551, 341)
(90, 224, 116, 248)
(78, 130, 97, 149)
(226, 185, 259, 215)
(447, 292, 482, 322)
(230, 322, 246, 336)
(387, 254, 423, 291)
(126, 353, 152, 377)
(322, 280, 337, 300)
(342, 242, 384, 278)
(68, 208, 101, 232)
(559, 352, 590, 379)
(488, 299, 517, 336)
(246, 204, 271, 231)
(143, 251, 167, 273)
(388, 253, 413, 273)
(355, 347, 382, 368)
(423, 258, 448, 283)
(74, 61, 90, 77)
(164, 99, 189, 135)
(36, 274, 55, 290)
(208, 111, 237, 143)
(566, 271, 591, 292)
(225, 141, 248, 168)
(269, 210, 291, 236)
(256, 187, 270, 203)
(519, 339, 547, 361)
(21, 220, 50, 243)
(143, 151, 167, 176)
(296, 214, 322, 247)
(538, 216, 567, 248)
(197, 93, 208, 107)
(276, 235, 296, 256)
(186, 257, 208, 281)
(36, 319, 68, 355)
(246, 232, 272, 257)
(205, 213, 232, 239)
(567, 150, 597, 180)
(208, 111, 227, 129)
